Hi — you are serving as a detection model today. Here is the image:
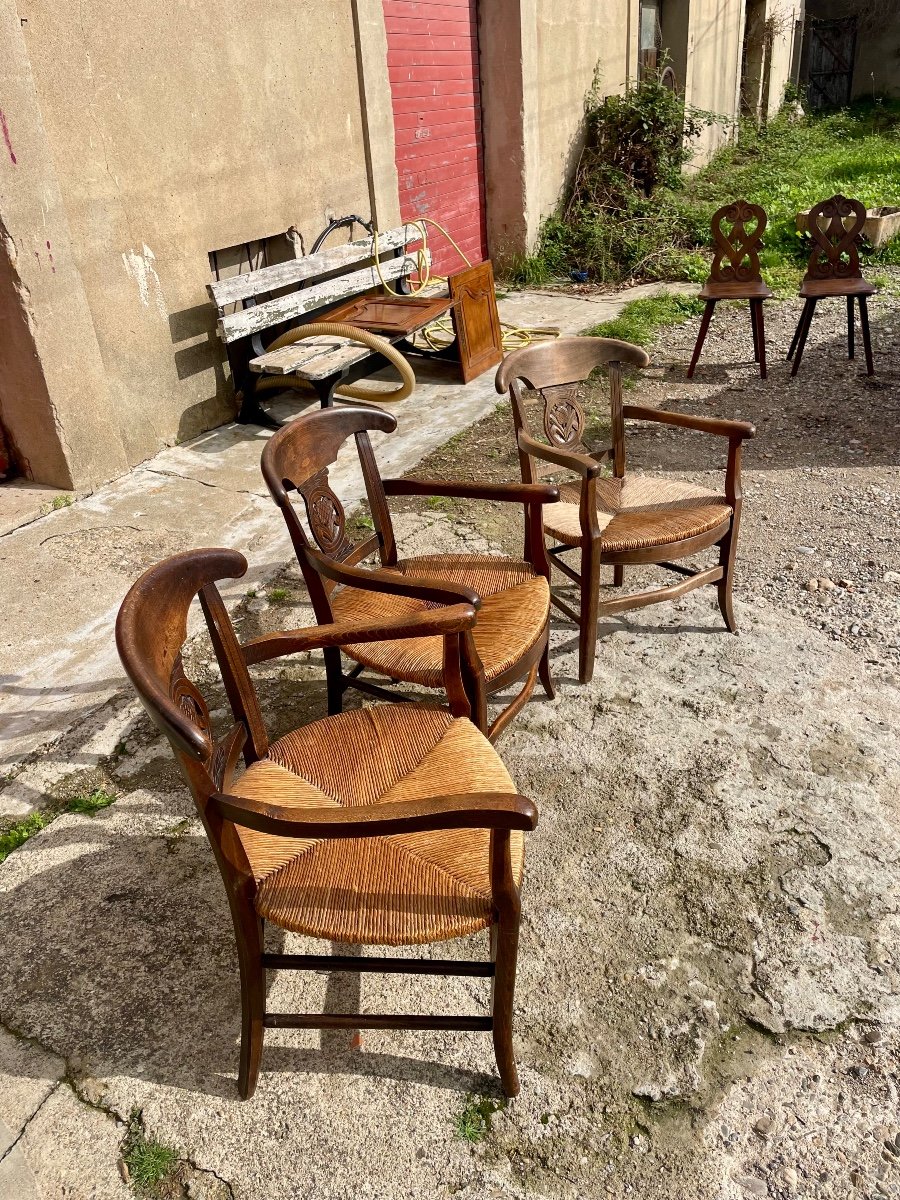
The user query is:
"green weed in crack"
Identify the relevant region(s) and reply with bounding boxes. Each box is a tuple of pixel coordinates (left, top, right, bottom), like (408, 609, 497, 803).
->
(121, 1109, 180, 1196)
(0, 813, 47, 864)
(456, 1094, 506, 1144)
(67, 788, 117, 816)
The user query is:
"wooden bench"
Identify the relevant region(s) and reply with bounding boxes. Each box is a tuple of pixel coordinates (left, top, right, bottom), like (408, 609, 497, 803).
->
(208, 226, 502, 428)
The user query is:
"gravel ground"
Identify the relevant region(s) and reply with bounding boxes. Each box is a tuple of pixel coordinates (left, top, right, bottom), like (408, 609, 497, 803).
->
(0, 280, 898, 1200)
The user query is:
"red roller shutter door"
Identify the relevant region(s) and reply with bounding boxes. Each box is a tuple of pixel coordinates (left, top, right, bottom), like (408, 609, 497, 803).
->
(383, 0, 489, 275)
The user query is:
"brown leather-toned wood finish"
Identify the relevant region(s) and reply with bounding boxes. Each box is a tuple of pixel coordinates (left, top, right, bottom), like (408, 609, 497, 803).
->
(260, 406, 558, 741)
(498, 337, 754, 683)
(116, 548, 537, 1100)
(788, 194, 875, 376)
(689, 200, 773, 380)
(449, 261, 504, 382)
(324, 291, 455, 334)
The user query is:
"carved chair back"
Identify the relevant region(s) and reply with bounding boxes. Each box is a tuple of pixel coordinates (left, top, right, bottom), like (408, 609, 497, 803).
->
(116, 548, 267, 889)
(260, 407, 400, 622)
(496, 337, 650, 482)
(708, 200, 767, 287)
(803, 194, 867, 282)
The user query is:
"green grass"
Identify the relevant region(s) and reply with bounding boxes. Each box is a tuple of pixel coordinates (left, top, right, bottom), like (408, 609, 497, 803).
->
(268, 587, 290, 603)
(587, 293, 705, 346)
(121, 1111, 179, 1195)
(425, 494, 453, 512)
(681, 100, 900, 272)
(455, 1094, 506, 1143)
(0, 813, 47, 864)
(67, 788, 116, 816)
(517, 99, 900, 288)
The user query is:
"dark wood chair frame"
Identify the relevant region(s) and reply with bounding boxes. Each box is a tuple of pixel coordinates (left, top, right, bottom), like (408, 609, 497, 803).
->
(260, 406, 559, 743)
(787, 194, 875, 377)
(116, 547, 538, 1099)
(688, 200, 772, 380)
(497, 337, 756, 683)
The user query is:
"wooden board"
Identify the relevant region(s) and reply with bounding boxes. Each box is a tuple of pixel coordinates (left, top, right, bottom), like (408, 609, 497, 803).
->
(323, 292, 454, 335)
(216, 250, 431, 343)
(249, 337, 372, 379)
(208, 227, 412, 309)
(449, 261, 503, 383)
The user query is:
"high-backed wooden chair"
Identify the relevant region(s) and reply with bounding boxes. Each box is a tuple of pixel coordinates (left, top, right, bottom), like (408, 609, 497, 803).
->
(497, 338, 755, 683)
(787, 194, 875, 377)
(116, 548, 538, 1099)
(260, 406, 557, 743)
(688, 200, 772, 379)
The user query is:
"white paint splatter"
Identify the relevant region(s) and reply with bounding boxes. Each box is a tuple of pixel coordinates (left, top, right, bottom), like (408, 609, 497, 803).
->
(122, 244, 167, 317)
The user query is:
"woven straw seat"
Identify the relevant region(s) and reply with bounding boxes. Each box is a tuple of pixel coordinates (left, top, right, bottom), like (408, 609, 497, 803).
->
(232, 705, 522, 945)
(331, 555, 550, 688)
(542, 476, 732, 551)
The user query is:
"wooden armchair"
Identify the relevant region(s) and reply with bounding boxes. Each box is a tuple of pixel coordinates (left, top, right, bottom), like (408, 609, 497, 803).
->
(116, 547, 538, 1099)
(496, 337, 755, 683)
(787, 194, 875, 377)
(260, 406, 558, 743)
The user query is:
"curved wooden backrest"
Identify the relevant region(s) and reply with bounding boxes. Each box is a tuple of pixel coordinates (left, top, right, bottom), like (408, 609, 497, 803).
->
(708, 199, 767, 285)
(496, 336, 650, 479)
(803, 194, 867, 281)
(260, 406, 400, 616)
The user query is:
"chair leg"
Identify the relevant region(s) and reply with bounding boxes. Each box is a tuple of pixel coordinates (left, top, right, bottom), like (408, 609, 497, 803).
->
(752, 301, 767, 379)
(717, 523, 740, 635)
(324, 647, 344, 716)
(687, 300, 716, 378)
(235, 906, 265, 1099)
(750, 301, 760, 362)
(792, 297, 816, 357)
(490, 911, 522, 1098)
(578, 542, 602, 685)
(612, 564, 624, 588)
(790, 299, 816, 377)
(847, 295, 855, 359)
(859, 295, 875, 376)
(538, 632, 555, 700)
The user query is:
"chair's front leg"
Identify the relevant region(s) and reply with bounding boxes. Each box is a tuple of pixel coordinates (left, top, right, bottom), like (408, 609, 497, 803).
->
(324, 646, 345, 715)
(232, 896, 265, 1099)
(490, 831, 522, 1098)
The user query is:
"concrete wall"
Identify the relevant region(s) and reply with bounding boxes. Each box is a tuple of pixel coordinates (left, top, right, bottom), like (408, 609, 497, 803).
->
(684, 0, 747, 162)
(0, 0, 397, 488)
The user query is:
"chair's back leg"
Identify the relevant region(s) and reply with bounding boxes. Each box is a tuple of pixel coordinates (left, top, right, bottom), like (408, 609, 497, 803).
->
(753, 301, 768, 379)
(858, 296, 875, 376)
(578, 541, 602, 685)
(750, 300, 760, 362)
(847, 295, 855, 360)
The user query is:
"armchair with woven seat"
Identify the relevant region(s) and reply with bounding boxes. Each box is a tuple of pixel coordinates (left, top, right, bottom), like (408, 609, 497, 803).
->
(116, 548, 538, 1099)
(260, 405, 558, 743)
(496, 337, 755, 683)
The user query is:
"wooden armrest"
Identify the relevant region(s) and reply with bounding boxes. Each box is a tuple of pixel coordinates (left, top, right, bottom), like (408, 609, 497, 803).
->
(242, 604, 477, 666)
(213, 791, 538, 838)
(311, 552, 481, 608)
(383, 478, 560, 505)
(622, 405, 755, 440)
(518, 430, 603, 479)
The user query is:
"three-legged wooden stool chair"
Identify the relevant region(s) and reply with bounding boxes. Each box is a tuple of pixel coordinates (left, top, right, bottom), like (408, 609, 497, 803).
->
(116, 548, 538, 1099)
(787, 194, 875, 377)
(688, 200, 772, 380)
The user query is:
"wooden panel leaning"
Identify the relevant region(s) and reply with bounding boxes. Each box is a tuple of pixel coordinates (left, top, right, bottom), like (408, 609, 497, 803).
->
(497, 337, 755, 684)
(688, 200, 773, 380)
(787, 194, 876, 377)
(116, 547, 538, 1099)
(260, 406, 558, 743)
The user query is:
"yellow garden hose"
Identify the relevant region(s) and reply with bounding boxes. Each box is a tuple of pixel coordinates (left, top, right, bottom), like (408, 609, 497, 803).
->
(373, 217, 560, 351)
(255, 321, 416, 403)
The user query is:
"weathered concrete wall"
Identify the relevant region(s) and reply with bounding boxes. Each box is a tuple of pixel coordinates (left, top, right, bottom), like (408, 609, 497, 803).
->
(684, 0, 747, 162)
(531, 0, 638, 226)
(0, 0, 394, 488)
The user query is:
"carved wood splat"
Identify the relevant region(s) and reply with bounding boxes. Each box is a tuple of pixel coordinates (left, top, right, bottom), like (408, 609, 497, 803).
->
(299, 469, 353, 558)
(805, 194, 866, 280)
(710, 200, 767, 285)
(170, 656, 213, 739)
(541, 384, 586, 449)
